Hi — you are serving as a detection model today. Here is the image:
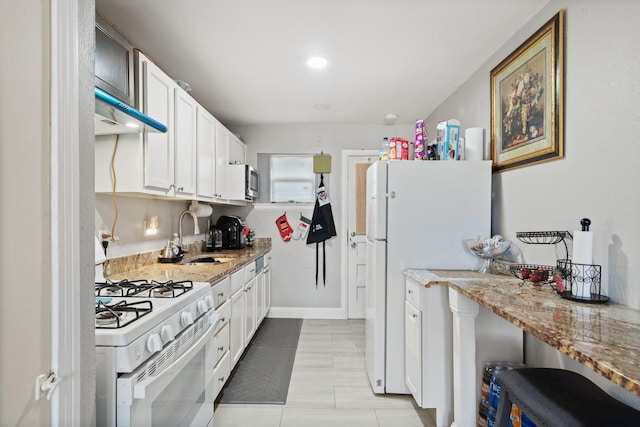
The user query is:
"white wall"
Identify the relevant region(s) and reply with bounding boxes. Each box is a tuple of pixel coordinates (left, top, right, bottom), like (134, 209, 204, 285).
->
(0, 3, 51, 424)
(0, 0, 95, 424)
(425, 0, 640, 408)
(95, 193, 209, 257)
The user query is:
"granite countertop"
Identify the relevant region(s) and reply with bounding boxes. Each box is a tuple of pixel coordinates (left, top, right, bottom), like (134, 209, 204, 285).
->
(104, 238, 272, 285)
(405, 268, 640, 397)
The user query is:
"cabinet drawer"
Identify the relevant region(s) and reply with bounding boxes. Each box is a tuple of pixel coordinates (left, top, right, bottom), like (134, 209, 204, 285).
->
(212, 277, 231, 308)
(230, 268, 245, 294)
(264, 251, 272, 267)
(213, 351, 231, 397)
(213, 321, 230, 364)
(215, 299, 231, 332)
(405, 279, 422, 309)
(244, 262, 256, 282)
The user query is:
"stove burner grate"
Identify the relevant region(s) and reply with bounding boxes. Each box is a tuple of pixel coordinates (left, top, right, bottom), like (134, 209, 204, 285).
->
(95, 279, 149, 297)
(95, 300, 153, 329)
(95, 279, 194, 298)
(130, 280, 194, 298)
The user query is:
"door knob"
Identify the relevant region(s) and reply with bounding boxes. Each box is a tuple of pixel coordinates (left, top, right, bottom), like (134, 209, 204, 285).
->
(350, 242, 356, 248)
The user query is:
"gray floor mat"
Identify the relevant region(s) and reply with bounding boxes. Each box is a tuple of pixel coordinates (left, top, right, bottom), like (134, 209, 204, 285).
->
(217, 318, 303, 405)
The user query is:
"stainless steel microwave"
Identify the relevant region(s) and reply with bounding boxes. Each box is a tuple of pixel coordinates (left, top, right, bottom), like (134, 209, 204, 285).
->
(95, 15, 134, 106)
(228, 164, 259, 201)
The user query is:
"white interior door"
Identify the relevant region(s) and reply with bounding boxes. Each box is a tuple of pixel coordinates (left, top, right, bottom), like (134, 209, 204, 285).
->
(346, 152, 377, 318)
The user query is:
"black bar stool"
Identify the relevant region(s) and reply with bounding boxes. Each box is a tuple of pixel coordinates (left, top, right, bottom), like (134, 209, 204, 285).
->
(494, 368, 640, 427)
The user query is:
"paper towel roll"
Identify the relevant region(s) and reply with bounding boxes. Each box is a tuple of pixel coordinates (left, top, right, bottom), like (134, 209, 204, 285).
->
(464, 127, 484, 161)
(572, 230, 593, 298)
(190, 203, 213, 217)
(572, 231, 593, 265)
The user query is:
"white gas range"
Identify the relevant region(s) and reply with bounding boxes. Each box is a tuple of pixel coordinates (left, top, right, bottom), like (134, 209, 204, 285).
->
(95, 251, 219, 427)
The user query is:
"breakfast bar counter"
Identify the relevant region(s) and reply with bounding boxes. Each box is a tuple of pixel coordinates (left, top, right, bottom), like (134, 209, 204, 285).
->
(405, 268, 640, 427)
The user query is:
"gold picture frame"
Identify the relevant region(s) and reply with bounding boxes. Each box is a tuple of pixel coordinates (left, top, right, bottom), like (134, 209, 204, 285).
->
(491, 10, 564, 172)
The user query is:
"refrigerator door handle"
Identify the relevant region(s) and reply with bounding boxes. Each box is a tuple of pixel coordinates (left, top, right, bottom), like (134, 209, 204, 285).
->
(371, 191, 395, 199)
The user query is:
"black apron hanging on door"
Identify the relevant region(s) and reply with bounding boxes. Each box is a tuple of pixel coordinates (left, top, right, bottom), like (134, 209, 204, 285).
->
(306, 175, 337, 287)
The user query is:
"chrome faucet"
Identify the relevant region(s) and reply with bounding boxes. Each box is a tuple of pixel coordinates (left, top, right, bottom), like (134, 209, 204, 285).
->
(178, 209, 200, 249)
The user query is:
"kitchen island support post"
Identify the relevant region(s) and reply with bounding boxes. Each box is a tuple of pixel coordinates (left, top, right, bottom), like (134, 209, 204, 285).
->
(448, 288, 479, 427)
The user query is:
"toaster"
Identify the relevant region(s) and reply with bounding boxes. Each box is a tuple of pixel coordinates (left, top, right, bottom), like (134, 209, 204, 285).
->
(215, 215, 247, 249)
(204, 226, 223, 252)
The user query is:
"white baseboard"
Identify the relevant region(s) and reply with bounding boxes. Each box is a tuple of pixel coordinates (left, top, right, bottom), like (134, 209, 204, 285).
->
(267, 306, 346, 319)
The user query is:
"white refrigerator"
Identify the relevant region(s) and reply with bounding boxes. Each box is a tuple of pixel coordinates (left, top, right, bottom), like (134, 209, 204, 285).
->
(365, 160, 491, 394)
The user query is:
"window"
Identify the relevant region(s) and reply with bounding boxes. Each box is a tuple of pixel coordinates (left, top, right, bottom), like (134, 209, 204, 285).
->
(257, 154, 325, 204)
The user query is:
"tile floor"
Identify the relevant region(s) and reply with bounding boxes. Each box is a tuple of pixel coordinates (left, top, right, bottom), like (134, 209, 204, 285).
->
(213, 319, 437, 427)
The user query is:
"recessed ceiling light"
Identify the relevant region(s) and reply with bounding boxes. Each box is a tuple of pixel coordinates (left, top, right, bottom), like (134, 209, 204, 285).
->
(384, 113, 398, 124)
(307, 56, 328, 69)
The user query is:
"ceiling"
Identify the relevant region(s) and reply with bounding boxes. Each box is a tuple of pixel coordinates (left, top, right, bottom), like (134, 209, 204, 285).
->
(95, 0, 548, 127)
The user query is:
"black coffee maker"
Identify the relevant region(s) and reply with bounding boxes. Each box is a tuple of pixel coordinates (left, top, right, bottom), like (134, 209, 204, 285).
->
(215, 215, 247, 249)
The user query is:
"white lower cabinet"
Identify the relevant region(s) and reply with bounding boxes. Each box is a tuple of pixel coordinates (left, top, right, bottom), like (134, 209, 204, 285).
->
(404, 278, 453, 427)
(213, 351, 231, 397)
(229, 286, 245, 367)
(405, 300, 422, 401)
(264, 252, 272, 314)
(211, 256, 271, 400)
(212, 277, 230, 309)
(243, 276, 257, 345)
(256, 269, 265, 324)
(212, 299, 230, 398)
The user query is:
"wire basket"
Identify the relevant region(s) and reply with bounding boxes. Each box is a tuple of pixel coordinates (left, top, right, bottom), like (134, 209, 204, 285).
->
(516, 231, 572, 260)
(556, 259, 608, 303)
(509, 264, 555, 286)
(516, 231, 572, 245)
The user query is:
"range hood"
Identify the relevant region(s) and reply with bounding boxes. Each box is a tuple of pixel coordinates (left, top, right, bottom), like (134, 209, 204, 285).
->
(94, 87, 168, 135)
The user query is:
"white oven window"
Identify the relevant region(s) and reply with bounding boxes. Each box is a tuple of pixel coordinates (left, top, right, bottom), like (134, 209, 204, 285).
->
(151, 349, 209, 426)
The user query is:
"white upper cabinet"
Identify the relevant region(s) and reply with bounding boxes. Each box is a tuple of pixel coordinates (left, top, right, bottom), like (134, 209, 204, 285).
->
(141, 53, 175, 193)
(95, 51, 248, 204)
(228, 133, 246, 166)
(215, 123, 230, 199)
(196, 106, 217, 201)
(173, 88, 198, 198)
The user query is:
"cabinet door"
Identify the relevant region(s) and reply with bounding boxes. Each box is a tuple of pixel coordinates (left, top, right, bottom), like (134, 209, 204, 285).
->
(405, 301, 422, 404)
(229, 288, 245, 368)
(244, 278, 257, 345)
(140, 55, 175, 192)
(173, 88, 198, 197)
(214, 123, 229, 199)
(265, 266, 271, 314)
(213, 351, 231, 399)
(196, 107, 216, 200)
(214, 321, 230, 364)
(228, 133, 246, 165)
(256, 270, 265, 324)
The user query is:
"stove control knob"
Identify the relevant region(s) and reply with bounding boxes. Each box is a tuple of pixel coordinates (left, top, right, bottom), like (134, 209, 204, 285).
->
(146, 334, 162, 354)
(180, 311, 194, 327)
(205, 295, 215, 309)
(197, 300, 209, 315)
(160, 325, 175, 343)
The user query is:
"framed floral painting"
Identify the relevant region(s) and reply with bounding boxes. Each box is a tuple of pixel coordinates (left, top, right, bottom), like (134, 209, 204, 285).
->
(490, 10, 564, 172)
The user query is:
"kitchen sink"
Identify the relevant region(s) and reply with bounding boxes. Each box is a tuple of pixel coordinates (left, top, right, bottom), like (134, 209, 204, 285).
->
(181, 256, 236, 265)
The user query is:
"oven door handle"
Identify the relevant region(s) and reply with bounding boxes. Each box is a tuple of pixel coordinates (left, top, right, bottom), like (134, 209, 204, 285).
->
(121, 317, 216, 404)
